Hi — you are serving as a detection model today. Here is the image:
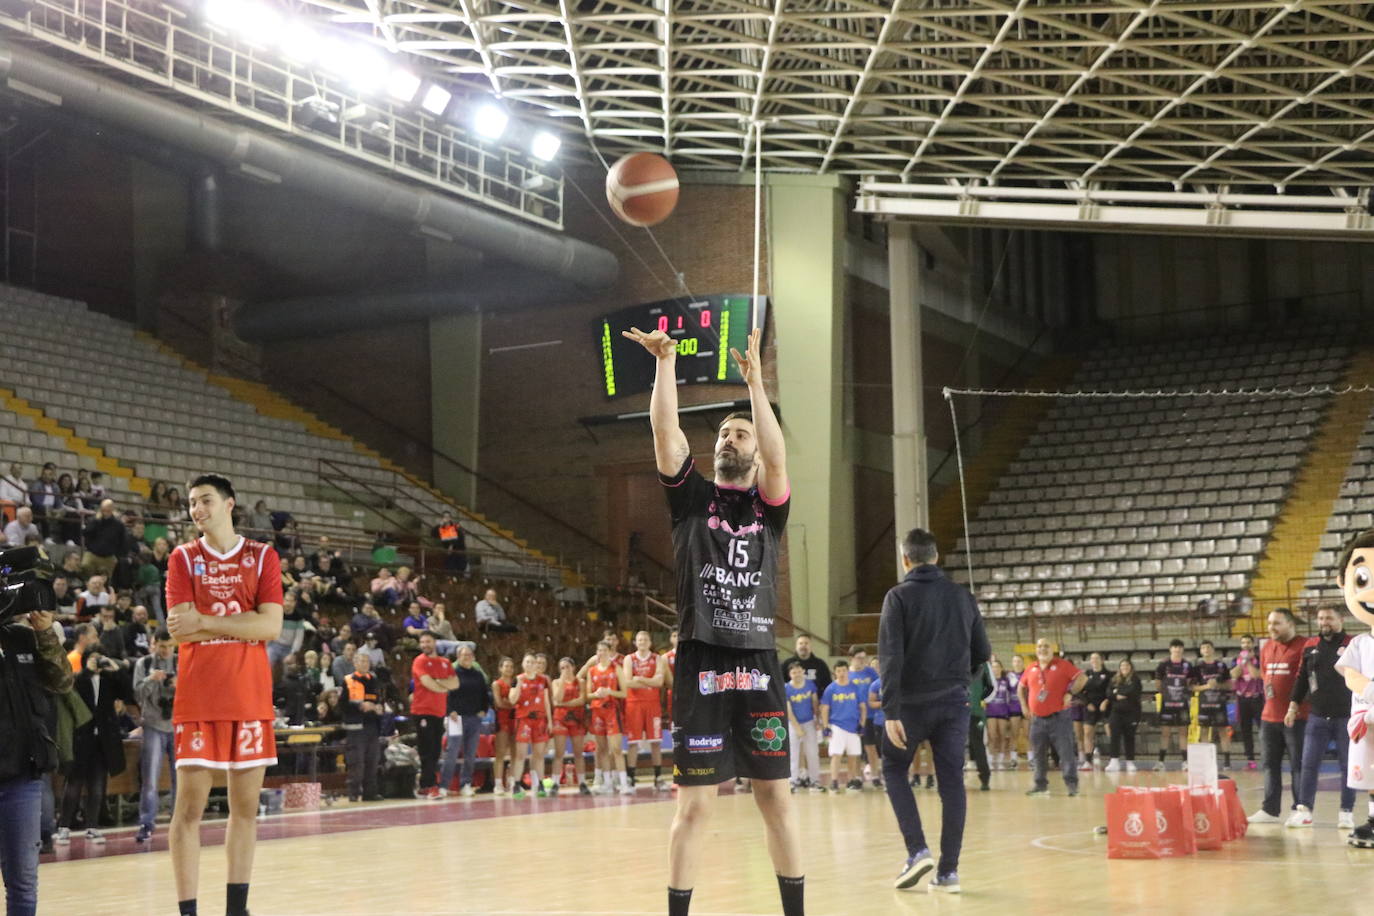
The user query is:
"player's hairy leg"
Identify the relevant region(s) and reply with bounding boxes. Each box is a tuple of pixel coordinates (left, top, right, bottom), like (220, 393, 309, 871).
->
(225, 765, 268, 883)
(751, 778, 803, 876)
(668, 784, 717, 888)
(171, 766, 214, 901)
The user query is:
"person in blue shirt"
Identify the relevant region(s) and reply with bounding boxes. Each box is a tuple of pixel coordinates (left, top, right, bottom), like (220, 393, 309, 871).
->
(866, 661, 886, 790)
(848, 650, 880, 789)
(821, 661, 866, 792)
(784, 662, 824, 792)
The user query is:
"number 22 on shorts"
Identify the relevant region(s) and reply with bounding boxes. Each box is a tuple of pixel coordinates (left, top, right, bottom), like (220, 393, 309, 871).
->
(238, 720, 265, 755)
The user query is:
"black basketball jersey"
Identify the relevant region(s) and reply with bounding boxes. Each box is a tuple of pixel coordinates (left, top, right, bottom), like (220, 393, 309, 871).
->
(1081, 667, 1112, 705)
(1155, 660, 1193, 709)
(1194, 658, 1230, 707)
(660, 456, 789, 651)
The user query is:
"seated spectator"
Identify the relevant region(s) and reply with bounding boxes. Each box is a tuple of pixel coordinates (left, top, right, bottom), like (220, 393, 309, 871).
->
(475, 588, 518, 633)
(57, 647, 133, 843)
(3, 505, 41, 547)
(76, 470, 105, 506)
(122, 605, 152, 659)
(316, 688, 343, 726)
(27, 462, 59, 538)
(358, 632, 385, 670)
(432, 511, 467, 574)
(270, 510, 299, 553)
(402, 601, 429, 639)
(76, 575, 113, 619)
(301, 649, 329, 694)
(163, 487, 187, 523)
(268, 591, 309, 670)
(331, 642, 356, 685)
(329, 623, 353, 656)
(58, 550, 85, 592)
(111, 590, 134, 623)
(93, 605, 130, 669)
(54, 473, 85, 545)
(427, 603, 465, 657)
(394, 566, 422, 605)
(141, 480, 170, 544)
(81, 499, 125, 577)
(274, 653, 317, 726)
(52, 577, 78, 623)
(350, 602, 386, 644)
(135, 537, 170, 622)
(318, 645, 336, 689)
(370, 567, 400, 607)
(0, 461, 27, 520)
(244, 499, 272, 541)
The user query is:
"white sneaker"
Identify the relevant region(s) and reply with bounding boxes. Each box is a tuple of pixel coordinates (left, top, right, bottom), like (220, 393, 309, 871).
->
(1339, 810, 1356, 830)
(1125, 761, 1138, 772)
(1285, 806, 1313, 828)
(618, 783, 635, 796)
(436, 787, 449, 799)
(1248, 810, 1281, 824)
(460, 786, 475, 797)
(1152, 761, 1166, 772)
(1104, 758, 1121, 773)
(85, 829, 105, 844)
(53, 828, 70, 845)
(492, 784, 506, 796)
(1078, 760, 1092, 771)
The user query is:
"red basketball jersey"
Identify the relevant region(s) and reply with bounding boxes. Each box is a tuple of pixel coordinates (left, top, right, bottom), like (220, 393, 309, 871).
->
(514, 673, 548, 720)
(589, 662, 619, 709)
(553, 678, 583, 726)
(166, 536, 283, 723)
(627, 651, 659, 704)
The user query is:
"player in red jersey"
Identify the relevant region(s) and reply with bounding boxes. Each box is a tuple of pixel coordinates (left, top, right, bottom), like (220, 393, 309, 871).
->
(551, 656, 591, 795)
(165, 475, 283, 916)
(587, 639, 631, 795)
(663, 628, 678, 726)
(491, 656, 517, 795)
(625, 630, 669, 791)
(509, 652, 554, 798)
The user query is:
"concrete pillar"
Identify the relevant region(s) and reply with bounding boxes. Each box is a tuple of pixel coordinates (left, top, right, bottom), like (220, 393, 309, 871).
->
(429, 312, 482, 508)
(769, 175, 852, 648)
(887, 222, 927, 571)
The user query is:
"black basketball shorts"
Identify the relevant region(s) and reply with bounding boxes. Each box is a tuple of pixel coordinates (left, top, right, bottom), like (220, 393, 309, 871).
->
(671, 640, 790, 786)
(1159, 706, 1190, 727)
(1196, 704, 1228, 728)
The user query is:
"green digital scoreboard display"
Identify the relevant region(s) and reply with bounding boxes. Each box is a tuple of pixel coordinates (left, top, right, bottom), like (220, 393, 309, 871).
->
(597, 295, 767, 398)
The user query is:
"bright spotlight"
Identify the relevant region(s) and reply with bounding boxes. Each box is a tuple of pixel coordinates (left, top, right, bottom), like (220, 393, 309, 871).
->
(530, 130, 561, 162)
(472, 103, 509, 140)
(349, 50, 390, 94)
(204, 0, 239, 29)
(280, 24, 322, 64)
(316, 39, 353, 75)
(387, 69, 422, 103)
(421, 84, 452, 116)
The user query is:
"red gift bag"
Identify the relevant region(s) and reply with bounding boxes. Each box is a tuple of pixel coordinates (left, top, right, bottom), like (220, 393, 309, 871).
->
(1151, 786, 1196, 857)
(1189, 788, 1226, 850)
(1106, 789, 1163, 859)
(1219, 778, 1247, 839)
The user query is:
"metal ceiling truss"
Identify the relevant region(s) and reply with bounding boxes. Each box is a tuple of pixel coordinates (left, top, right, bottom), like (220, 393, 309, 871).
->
(295, 0, 1374, 194)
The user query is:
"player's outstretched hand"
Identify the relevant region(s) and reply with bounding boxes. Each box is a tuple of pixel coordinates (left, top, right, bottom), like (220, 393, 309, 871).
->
(729, 326, 762, 387)
(622, 327, 677, 360)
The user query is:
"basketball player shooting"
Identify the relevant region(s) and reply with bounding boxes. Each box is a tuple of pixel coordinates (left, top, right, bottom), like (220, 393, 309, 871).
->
(165, 475, 284, 916)
(621, 324, 805, 916)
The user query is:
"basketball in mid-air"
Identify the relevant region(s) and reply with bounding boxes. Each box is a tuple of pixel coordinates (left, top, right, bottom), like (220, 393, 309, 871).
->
(605, 152, 679, 227)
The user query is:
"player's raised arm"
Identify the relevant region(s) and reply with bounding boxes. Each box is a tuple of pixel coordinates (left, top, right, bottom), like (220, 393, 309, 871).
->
(622, 326, 690, 476)
(730, 326, 787, 500)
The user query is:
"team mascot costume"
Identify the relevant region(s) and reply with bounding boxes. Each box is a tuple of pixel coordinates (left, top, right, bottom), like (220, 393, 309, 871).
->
(1335, 529, 1374, 848)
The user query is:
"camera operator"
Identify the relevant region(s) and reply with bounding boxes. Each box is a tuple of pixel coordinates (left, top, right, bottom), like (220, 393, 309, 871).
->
(0, 607, 74, 916)
(56, 647, 133, 845)
(133, 630, 176, 844)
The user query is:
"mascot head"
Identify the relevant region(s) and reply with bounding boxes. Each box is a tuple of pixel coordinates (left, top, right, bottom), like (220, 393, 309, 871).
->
(1336, 529, 1374, 629)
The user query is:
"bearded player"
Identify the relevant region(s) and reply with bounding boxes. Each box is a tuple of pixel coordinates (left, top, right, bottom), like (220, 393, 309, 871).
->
(622, 324, 804, 916)
(166, 475, 283, 916)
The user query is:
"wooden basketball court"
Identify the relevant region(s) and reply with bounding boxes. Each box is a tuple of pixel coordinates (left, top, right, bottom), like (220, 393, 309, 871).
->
(38, 768, 1369, 914)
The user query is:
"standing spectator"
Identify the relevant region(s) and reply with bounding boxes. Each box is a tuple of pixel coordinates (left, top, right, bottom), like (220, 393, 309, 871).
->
(1018, 638, 1087, 799)
(56, 649, 132, 844)
(1250, 608, 1307, 824)
(54, 473, 84, 545)
(785, 662, 822, 792)
(1288, 606, 1355, 829)
(780, 635, 832, 695)
(878, 527, 991, 893)
(440, 646, 491, 797)
(475, 588, 517, 633)
(1233, 648, 1265, 770)
(3, 506, 41, 547)
(410, 633, 457, 799)
(80, 499, 125, 577)
(93, 605, 130, 670)
(267, 592, 307, 671)
(133, 631, 178, 843)
(273, 655, 316, 727)
(342, 651, 383, 803)
(432, 511, 467, 574)
(27, 463, 59, 538)
(136, 537, 171, 622)
(1103, 658, 1142, 772)
(820, 661, 864, 792)
(0, 461, 27, 517)
(66, 624, 98, 674)
(967, 662, 993, 792)
(123, 605, 153, 660)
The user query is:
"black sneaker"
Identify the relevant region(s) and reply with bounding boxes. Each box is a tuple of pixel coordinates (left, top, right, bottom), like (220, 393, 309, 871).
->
(1067, 787, 1080, 797)
(135, 824, 153, 843)
(979, 780, 990, 792)
(872, 779, 884, 789)
(847, 778, 863, 791)
(1349, 818, 1374, 849)
(39, 838, 53, 855)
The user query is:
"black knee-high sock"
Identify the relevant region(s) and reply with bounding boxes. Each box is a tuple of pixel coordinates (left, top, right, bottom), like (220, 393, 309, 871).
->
(1158, 748, 1167, 763)
(777, 875, 805, 916)
(668, 887, 693, 916)
(226, 883, 249, 916)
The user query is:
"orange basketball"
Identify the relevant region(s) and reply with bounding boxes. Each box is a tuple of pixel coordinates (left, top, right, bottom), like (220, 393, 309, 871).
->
(605, 152, 679, 227)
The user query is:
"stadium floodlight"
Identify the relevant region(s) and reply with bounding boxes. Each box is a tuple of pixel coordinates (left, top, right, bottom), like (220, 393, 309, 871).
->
(421, 84, 452, 116)
(530, 130, 561, 162)
(387, 69, 422, 104)
(205, 1, 281, 46)
(316, 38, 353, 75)
(348, 49, 390, 95)
(280, 23, 322, 64)
(472, 103, 509, 140)
(203, 0, 239, 29)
